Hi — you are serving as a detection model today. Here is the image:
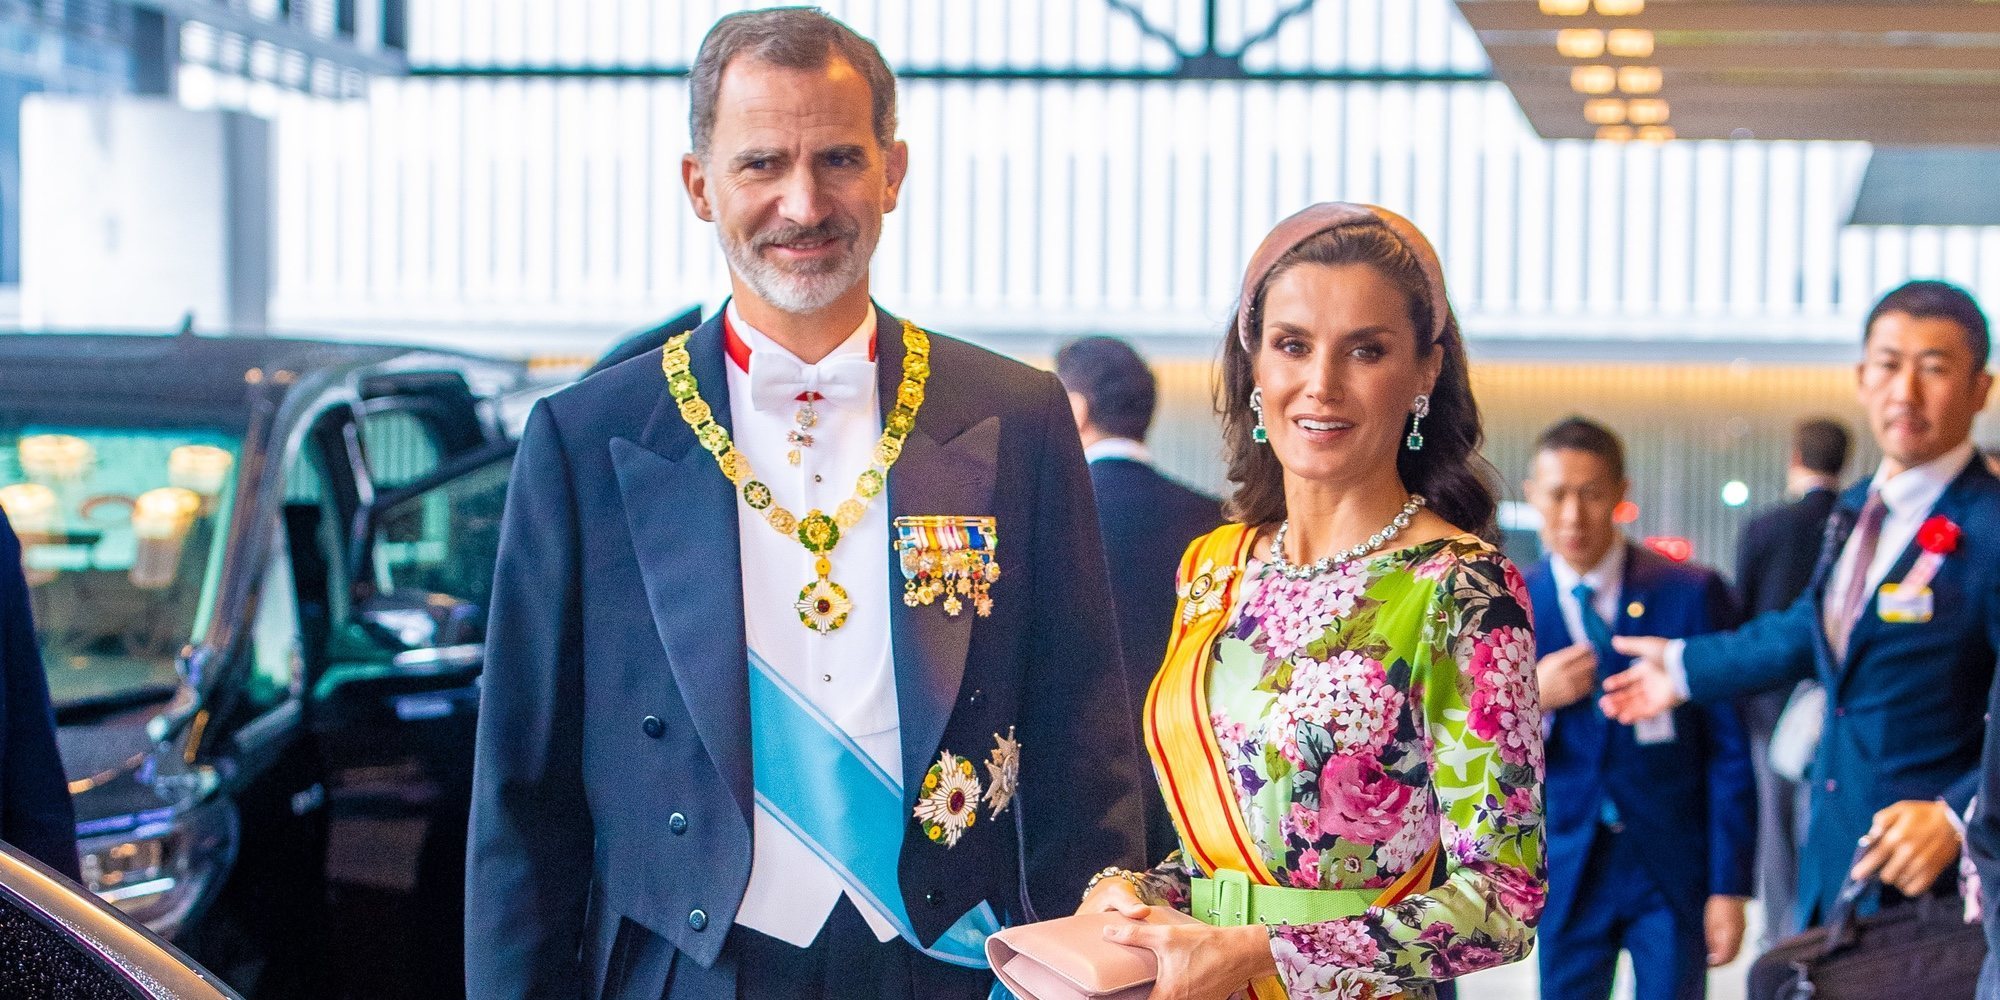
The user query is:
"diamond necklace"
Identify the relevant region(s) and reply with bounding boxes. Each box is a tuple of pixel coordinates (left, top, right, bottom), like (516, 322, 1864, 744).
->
(1268, 494, 1426, 580)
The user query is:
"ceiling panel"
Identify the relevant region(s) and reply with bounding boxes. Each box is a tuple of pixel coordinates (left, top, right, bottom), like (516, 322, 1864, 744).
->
(1454, 0, 2000, 143)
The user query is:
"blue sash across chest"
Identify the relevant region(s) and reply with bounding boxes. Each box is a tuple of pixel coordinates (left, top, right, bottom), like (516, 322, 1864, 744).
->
(747, 649, 998, 970)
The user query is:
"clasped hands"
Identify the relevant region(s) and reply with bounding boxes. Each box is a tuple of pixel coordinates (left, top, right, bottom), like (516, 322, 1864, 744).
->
(1075, 878, 1277, 1000)
(1594, 636, 1963, 898)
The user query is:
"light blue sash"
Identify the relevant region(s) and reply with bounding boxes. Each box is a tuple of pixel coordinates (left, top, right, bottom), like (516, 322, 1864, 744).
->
(748, 650, 1000, 970)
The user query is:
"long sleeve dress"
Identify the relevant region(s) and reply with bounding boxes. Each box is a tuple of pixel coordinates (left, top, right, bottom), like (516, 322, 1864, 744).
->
(1139, 534, 1546, 1000)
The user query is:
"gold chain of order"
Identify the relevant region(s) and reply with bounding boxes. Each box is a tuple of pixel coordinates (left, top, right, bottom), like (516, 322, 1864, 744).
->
(661, 319, 931, 573)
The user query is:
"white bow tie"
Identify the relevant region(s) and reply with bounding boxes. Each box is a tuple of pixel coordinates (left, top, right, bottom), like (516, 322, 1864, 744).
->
(747, 350, 876, 414)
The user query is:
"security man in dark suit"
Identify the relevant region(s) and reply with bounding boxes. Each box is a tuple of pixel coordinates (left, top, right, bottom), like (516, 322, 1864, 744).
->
(1524, 418, 1755, 1000)
(1608, 280, 2000, 932)
(1055, 336, 1220, 864)
(1734, 416, 1850, 941)
(0, 508, 79, 878)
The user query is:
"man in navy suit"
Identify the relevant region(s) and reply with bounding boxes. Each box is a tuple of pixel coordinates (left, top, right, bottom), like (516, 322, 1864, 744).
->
(464, 11, 1143, 1000)
(1523, 418, 1754, 1000)
(1054, 336, 1219, 864)
(1734, 416, 1850, 941)
(0, 508, 78, 879)
(1606, 280, 1999, 934)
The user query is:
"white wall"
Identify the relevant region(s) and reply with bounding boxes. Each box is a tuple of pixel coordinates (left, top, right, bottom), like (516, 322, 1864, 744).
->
(21, 96, 271, 332)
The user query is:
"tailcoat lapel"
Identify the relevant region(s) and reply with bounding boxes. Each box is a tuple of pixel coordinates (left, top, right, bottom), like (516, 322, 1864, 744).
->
(607, 314, 754, 824)
(876, 305, 1001, 799)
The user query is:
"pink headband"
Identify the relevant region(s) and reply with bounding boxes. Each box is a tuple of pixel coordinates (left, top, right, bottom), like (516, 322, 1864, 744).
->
(1235, 202, 1451, 351)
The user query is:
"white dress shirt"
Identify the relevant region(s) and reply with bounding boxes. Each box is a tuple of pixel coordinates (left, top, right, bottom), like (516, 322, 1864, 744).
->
(1668, 440, 1978, 696)
(726, 303, 903, 945)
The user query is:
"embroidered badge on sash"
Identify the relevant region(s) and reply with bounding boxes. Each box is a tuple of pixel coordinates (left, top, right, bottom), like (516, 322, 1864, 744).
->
(1177, 560, 1234, 623)
(983, 728, 1020, 818)
(915, 750, 983, 847)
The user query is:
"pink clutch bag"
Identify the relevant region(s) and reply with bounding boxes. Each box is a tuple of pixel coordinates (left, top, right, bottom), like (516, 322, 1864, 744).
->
(984, 908, 1201, 1000)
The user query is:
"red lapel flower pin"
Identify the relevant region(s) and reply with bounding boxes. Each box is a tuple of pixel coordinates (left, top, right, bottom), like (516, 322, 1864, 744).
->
(1917, 515, 1961, 555)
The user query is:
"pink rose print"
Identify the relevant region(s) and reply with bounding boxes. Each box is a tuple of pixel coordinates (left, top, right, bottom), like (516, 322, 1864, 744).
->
(1470, 859, 1547, 924)
(1292, 850, 1323, 888)
(1466, 625, 1543, 773)
(1287, 802, 1323, 841)
(1317, 755, 1414, 845)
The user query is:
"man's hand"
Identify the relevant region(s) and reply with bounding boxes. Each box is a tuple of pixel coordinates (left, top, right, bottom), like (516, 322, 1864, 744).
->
(1598, 635, 1685, 723)
(1704, 895, 1748, 966)
(1535, 643, 1598, 711)
(1850, 800, 1963, 897)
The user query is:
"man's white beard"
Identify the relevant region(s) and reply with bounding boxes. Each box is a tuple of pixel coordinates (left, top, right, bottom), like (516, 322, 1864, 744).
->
(722, 229, 876, 316)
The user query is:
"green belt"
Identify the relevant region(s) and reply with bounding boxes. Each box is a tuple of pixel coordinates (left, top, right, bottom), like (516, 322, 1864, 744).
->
(1190, 870, 1377, 927)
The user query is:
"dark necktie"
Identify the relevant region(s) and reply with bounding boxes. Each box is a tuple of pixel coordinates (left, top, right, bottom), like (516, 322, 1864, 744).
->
(1826, 492, 1887, 661)
(1573, 581, 1625, 830)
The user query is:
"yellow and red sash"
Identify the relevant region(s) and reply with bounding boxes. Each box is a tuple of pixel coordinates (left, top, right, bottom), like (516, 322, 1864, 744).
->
(1144, 524, 1439, 1000)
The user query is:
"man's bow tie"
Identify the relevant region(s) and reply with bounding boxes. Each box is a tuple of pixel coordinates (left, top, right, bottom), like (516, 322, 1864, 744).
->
(748, 350, 875, 414)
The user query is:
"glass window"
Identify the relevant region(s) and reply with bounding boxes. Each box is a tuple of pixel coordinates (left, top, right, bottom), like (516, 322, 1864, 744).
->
(372, 456, 510, 615)
(0, 426, 240, 714)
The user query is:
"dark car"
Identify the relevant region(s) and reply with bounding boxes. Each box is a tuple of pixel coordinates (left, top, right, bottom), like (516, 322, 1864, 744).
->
(0, 839, 243, 999)
(0, 330, 533, 998)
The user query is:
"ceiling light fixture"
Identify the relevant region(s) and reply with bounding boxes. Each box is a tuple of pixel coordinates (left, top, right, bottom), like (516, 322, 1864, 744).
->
(1618, 66, 1663, 94)
(1627, 98, 1670, 124)
(1572, 65, 1617, 94)
(1594, 0, 1644, 14)
(1540, 0, 1591, 14)
(1606, 28, 1654, 57)
(1585, 98, 1628, 125)
(1557, 28, 1606, 58)
(1637, 126, 1676, 142)
(1597, 125, 1636, 141)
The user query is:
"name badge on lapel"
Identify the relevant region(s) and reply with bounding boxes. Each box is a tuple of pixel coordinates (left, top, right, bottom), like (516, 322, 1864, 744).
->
(1878, 514, 1958, 625)
(894, 515, 1000, 617)
(1876, 582, 1934, 624)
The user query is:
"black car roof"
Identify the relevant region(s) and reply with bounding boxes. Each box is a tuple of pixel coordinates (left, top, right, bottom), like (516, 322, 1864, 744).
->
(0, 332, 499, 417)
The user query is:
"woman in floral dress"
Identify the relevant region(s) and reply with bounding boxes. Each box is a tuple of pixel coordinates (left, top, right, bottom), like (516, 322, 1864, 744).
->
(1077, 204, 1546, 1000)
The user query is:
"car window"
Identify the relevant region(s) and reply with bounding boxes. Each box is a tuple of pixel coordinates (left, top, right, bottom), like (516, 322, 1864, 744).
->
(372, 454, 510, 617)
(0, 426, 241, 715)
(360, 408, 442, 491)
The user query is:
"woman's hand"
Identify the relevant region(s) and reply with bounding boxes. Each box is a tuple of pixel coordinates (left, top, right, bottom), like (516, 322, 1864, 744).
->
(1100, 899, 1278, 1000)
(1077, 876, 1145, 915)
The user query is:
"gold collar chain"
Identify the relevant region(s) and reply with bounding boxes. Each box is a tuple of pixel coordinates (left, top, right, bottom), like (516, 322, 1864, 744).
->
(661, 320, 932, 633)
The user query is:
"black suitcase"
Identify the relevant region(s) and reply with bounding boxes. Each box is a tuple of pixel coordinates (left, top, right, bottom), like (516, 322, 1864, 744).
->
(1748, 875, 1987, 1000)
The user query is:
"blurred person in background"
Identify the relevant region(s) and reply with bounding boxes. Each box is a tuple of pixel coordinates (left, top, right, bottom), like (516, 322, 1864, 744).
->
(0, 507, 79, 879)
(1055, 334, 1222, 864)
(1076, 203, 1544, 1000)
(464, 9, 1143, 999)
(1523, 416, 1753, 1000)
(1604, 280, 2000, 933)
(1734, 416, 1851, 944)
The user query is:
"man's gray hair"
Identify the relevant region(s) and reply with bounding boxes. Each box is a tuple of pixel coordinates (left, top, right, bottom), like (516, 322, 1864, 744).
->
(688, 7, 898, 160)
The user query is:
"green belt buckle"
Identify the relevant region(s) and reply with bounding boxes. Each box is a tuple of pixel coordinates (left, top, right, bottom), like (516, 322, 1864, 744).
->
(1205, 869, 1252, 926)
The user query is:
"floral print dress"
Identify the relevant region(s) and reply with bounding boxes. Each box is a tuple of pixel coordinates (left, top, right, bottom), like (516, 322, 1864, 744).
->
(1140, 534, 1546, 1000)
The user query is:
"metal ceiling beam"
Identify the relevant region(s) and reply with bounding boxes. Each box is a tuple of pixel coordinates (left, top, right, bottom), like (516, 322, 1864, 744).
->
(111, 0, 406, 76)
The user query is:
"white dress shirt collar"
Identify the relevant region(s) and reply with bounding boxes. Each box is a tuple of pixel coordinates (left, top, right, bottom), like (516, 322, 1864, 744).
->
(1868, 440, 1975, 517)
(1084, 437, 1153, 465)
(1550, 539, 1626, 603)
(726, 302, 878, 399)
